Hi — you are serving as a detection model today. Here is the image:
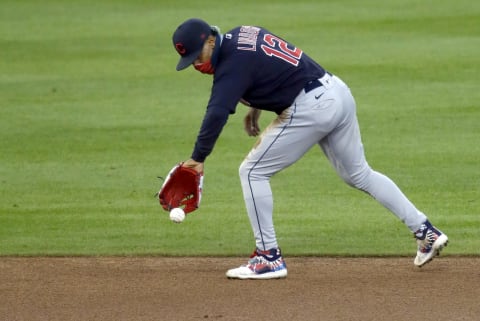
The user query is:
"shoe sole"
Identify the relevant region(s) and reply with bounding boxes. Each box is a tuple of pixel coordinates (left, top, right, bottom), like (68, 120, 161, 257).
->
(416, 234, 449, 267)
(226, 269, 287, 280)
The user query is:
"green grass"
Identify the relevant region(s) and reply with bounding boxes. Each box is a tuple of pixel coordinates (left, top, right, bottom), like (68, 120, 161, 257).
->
(1, 0, 479, 256)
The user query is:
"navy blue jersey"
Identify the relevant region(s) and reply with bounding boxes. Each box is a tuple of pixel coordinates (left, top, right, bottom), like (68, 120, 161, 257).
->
(191, 26, 327, 162)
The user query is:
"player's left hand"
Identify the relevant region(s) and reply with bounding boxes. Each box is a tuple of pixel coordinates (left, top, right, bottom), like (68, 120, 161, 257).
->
(157, 162, 204, 214)
(182, 159, 204, 173)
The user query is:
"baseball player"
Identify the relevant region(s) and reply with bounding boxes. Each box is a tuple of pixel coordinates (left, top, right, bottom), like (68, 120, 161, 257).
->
(171, 18, 448, 279)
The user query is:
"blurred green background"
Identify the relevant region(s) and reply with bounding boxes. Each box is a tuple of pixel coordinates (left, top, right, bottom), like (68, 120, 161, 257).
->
(1, 0, 479, 256)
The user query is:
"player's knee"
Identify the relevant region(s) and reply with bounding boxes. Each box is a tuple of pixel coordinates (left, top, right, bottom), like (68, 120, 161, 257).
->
(239, 159, 267, 181)
(343, 167, 372, 191)
(239, 160, 249, 180)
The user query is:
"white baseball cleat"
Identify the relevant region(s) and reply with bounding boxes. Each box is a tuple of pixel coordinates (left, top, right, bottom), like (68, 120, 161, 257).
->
(226, 248, 288, 280)
(414, 220, 449, 267)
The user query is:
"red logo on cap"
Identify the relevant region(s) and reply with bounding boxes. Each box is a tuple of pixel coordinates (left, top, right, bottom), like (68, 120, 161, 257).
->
(175, 43, 186, 55)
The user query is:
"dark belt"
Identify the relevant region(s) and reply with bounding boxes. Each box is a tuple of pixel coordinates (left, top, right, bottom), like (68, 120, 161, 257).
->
(304, 71, 331, 94)
(304, 79, 322, 94)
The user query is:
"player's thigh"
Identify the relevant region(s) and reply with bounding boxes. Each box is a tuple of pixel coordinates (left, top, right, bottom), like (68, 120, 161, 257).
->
(241, 114, 318, 178)
(319, 105, 369, 185)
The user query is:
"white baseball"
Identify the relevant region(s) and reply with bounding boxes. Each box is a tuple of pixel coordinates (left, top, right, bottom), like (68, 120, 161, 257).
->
(169, 208, 185, 223)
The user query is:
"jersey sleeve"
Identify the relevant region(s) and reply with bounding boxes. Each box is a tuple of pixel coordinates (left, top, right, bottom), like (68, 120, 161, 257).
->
(190, 54, 254, 162)
(190, 104, 230, 162)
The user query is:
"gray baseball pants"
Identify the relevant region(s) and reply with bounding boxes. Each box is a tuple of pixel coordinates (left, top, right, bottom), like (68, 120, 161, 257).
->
(239, 73, 427, 251)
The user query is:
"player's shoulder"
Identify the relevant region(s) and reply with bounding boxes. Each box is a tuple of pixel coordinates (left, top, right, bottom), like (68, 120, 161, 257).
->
(224, 25, 269, 38)
(222, 25, 268, 50)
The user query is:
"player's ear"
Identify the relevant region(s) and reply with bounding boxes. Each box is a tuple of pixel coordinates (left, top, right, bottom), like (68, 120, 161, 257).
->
(207, 35, 216, 45)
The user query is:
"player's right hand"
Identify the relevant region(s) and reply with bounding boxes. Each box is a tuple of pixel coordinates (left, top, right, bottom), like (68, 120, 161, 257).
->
(244, 108, 261, 137)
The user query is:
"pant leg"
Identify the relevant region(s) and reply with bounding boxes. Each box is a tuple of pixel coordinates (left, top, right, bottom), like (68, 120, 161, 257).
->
(319, 76, 427, 231)
(239, 85, 339, 250)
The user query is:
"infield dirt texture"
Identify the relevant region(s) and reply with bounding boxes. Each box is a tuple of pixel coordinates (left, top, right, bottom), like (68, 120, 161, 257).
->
(1, 257, 480, 321)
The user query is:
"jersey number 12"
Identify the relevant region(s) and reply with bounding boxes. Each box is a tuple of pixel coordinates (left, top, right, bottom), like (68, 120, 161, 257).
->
(260, 34, 303, 67)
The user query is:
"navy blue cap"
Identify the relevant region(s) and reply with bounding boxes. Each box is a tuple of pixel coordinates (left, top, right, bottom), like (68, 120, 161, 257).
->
(172, 18, 211, 71)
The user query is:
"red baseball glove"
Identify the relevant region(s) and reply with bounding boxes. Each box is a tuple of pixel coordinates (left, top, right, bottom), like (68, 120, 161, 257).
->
(157, 163, 204, 214)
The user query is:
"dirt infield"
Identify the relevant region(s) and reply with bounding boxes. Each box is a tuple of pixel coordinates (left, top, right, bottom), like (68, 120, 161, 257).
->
(1, 257, 479, 321)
